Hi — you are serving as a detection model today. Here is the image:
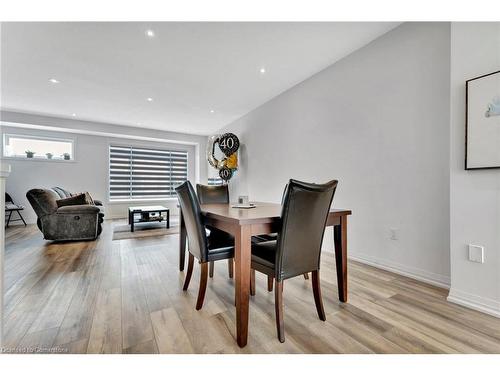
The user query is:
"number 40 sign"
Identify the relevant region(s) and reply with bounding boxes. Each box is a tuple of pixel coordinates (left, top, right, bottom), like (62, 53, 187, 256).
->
(206, 132, 240, 182)
(218, 133, 239, 156)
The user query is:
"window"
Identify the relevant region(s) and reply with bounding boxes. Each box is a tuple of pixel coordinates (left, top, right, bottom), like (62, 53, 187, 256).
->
(109, 145, 188, 201)
(207, 162, 223, 186)
(3, 134, 74, 161)
(208, 177, 223, 186)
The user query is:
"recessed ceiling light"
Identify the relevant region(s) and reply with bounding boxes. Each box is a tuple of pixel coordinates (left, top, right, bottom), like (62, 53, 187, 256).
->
(146, 29, 155, 38)
(49, 78, 60, 84)
(71, 113, 76, 117)
(210, 109, 215, 113)
(146, 97, 153, 102)
(259, 68, 266, 74)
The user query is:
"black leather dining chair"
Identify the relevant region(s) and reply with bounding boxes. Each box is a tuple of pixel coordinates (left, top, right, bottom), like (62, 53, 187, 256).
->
(252, 183, 309, 290)
(176, 181, 234, 310)
(196, 184, 234, 279)
(252, 183, 288, 243)
(250, 179, 338, 342)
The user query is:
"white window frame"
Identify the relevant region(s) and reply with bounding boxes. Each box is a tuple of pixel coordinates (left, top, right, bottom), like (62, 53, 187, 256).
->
(108, 143, 189, 203)
(2, 133, 76, 162)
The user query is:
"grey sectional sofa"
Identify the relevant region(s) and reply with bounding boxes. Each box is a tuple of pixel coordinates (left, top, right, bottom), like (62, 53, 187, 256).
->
(26, 187, 104, 241)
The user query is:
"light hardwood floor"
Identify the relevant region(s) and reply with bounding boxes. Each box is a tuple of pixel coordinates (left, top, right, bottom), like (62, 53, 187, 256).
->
(3, 221, 500, 354)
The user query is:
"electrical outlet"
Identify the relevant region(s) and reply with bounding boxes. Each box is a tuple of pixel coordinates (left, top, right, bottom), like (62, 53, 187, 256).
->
(468, 244, 484, 263)
(390, 228, 399, 241)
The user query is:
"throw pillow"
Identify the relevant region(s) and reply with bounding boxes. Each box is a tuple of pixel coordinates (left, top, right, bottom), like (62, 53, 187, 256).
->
(56, 193, 87, 208)
(83, 192, 95, 205)
(73, 191, 95, 205)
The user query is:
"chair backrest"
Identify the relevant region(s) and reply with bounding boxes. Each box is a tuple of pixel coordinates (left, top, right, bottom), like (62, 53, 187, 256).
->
(175, 181, 209, 262)
(275, 179, 338, 281)
(196, 184, 229, 204)
(5, 193, 13, 204)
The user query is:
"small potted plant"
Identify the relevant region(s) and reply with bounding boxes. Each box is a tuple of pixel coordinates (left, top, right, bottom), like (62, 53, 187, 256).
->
(25, 150, 35, 158)
(62, 153, 71, 160)
(46, 153, 54, 159)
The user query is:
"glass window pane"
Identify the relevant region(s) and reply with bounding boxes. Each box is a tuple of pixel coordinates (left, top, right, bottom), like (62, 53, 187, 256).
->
(3, 134, 74, 160)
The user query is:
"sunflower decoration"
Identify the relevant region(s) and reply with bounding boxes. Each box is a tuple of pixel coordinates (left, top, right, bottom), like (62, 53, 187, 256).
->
(206, 133, 240, 182)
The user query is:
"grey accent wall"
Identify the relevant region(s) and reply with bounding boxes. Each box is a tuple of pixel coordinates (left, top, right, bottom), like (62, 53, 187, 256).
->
(217, 23, 452, 287)
(1, 111, 208, 223)
(448, 22, 500, 317)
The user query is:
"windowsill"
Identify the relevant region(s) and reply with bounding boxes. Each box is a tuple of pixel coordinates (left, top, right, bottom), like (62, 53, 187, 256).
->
(1, 156, 76, 163)
(107, 197, 178, 205)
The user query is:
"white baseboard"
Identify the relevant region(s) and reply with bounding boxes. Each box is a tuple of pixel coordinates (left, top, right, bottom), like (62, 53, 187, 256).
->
(349, 252, 451, 289)
(447, 289, 500, 318)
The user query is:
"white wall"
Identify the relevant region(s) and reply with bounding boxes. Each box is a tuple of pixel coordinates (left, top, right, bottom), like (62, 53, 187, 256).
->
(448, 23, 500, 316)
(218, 23, 452, 287)
(0, 111, 208, 223)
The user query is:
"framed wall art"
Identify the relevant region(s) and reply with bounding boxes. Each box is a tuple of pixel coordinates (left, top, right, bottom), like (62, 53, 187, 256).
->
(465, 70, 500, 170)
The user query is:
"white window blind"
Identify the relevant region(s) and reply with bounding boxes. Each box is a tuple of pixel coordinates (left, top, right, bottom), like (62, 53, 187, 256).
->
(109, 145, 188, 201)
(208, 177, 223, 186)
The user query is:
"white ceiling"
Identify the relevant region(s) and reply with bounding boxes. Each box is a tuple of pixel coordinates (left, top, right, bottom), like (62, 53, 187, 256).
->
(1, 22, 399, 135)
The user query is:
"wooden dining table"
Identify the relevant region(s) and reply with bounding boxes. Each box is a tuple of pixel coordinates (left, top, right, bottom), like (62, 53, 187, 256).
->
(178, 201, 352, 348)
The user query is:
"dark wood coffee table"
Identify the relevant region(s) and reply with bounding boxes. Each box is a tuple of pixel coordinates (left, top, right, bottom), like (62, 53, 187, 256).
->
(128, 205, 170, 232)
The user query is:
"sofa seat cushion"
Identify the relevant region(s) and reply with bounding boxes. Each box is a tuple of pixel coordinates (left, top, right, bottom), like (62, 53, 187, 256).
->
(57, 204, 100, 214)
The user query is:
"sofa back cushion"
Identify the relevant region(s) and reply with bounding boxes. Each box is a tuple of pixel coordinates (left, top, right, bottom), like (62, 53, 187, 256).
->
(26, 189, 59, 217)
(51, 186, 72, 199)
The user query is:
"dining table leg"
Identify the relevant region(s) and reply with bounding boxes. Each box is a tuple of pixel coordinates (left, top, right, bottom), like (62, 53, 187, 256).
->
(333, 215, 348, 302)
(234, 224, 252, 347)
(179, 209, 186, 271)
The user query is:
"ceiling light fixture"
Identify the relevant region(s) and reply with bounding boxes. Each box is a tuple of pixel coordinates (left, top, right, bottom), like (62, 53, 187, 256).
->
(210, 109, 215, 113)
(49, 78, 60, 84)
(259, 67, 266, 74)
(146, 29, 155, 38)
(71, 113, 76, 117)
(146, 97, 153, 102)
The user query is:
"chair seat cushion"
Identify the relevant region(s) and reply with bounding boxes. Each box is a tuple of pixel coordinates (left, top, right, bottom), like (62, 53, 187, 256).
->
(205, 226, 234, 261)
(252, 233, 278, 243)
(5, 203, 24, 210)
(207, 227, 234, 249)
(207, 246, 234, 262)
(251, 240, 277, 269)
